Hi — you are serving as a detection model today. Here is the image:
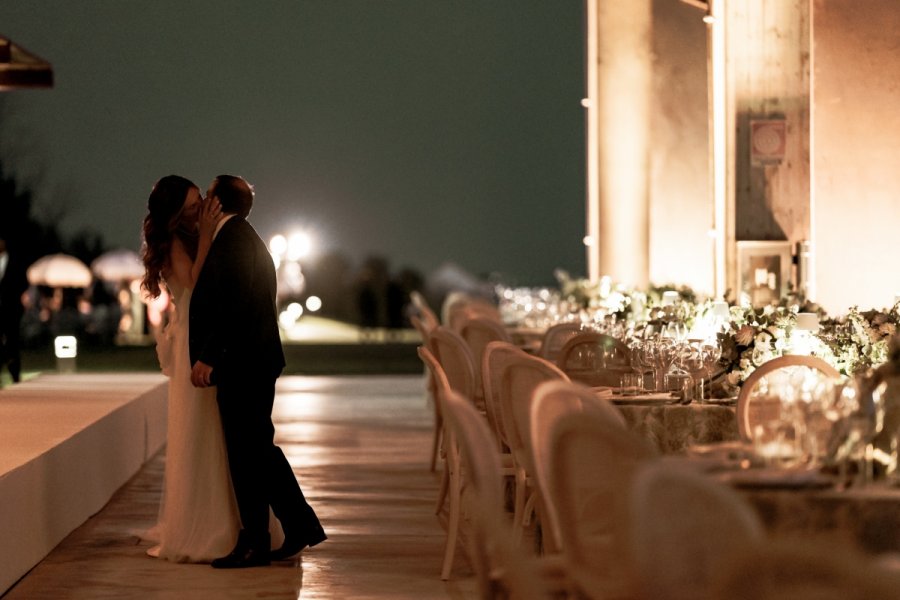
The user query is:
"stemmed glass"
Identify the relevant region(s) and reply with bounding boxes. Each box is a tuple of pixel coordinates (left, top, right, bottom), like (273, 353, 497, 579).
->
(627, 338, 650, 393)
(827, 377, 885, 488)
(653, 339, 678, 392)
(666, 341, 696, 403)
(697, 342, 722, 403)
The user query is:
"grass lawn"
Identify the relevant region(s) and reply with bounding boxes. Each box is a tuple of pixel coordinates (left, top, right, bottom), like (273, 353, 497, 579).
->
(1, 318, 423, 386)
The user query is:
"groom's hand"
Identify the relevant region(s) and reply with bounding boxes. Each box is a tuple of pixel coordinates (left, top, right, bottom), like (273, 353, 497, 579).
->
(191, 360, 214, 388)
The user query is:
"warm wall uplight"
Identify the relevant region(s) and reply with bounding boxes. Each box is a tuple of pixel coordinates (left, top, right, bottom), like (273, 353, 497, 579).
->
(580, 98, 591, 108)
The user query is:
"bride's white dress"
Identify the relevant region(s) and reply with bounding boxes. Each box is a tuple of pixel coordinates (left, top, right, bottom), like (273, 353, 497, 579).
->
(145, 283, 240, 562)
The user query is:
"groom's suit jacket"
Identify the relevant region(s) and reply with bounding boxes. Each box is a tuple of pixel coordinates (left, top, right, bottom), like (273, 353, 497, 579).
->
(189, 217, 285, 382)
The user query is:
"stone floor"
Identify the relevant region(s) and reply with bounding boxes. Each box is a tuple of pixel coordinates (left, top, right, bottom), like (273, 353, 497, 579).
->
(2, 375, 478, 599)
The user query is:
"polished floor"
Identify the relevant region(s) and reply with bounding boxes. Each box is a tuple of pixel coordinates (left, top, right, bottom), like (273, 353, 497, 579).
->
(3, 375, 478, 599)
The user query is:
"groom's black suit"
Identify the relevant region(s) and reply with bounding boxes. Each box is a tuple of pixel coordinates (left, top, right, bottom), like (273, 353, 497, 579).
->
(189, 216, 325, 551)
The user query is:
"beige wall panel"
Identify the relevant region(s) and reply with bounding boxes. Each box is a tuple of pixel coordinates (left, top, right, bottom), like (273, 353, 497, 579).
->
(813, 0, 900, 313)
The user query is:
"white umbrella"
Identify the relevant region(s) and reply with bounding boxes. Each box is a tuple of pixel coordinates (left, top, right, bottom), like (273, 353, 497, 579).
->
(26, 253, 93, 288)
(91, 248, 144, 282)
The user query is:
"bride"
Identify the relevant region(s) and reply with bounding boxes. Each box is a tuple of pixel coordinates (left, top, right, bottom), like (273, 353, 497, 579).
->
(139, 175, 282, 562)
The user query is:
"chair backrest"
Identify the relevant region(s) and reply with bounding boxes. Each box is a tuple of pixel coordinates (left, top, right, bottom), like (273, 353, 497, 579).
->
(410, 290, 440, 332)
(737, 355, 840, 441)
(481, 341, 526, 451)
(458, 316, 512, 397)
(546, 410, 656, 575)
(444, 389, 551, 600)
(538, 322, 584, 362)
(530, 379, 627, 552)
(629, 461, 765, 600)
(499, 352, 570, 476)
(557, 332, 632, 387)
(410, 314, 431, 345)
(417, 345, 451, 434)
(428, 326, 477, 402)
(448, 301, 502, 332)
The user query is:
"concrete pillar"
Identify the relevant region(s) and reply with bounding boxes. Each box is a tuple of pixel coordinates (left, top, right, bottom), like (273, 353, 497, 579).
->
(585, 0, 653, 288)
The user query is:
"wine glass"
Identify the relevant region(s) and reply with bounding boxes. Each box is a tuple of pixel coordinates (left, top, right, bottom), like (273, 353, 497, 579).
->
(654, 338, 678, 393)
(698, 342, 722, 403)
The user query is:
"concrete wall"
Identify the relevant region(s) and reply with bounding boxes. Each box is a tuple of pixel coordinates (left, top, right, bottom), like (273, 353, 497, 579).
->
(813, 0, 900, 313)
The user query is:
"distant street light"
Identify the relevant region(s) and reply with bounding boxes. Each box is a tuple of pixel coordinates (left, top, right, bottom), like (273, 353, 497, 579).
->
(287, 231, 313, 261)
(305, 295, 322, 313)
(269, 234, 287, 269)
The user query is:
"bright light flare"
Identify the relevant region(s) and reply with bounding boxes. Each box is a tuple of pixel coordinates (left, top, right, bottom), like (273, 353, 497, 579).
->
(305, 296, 322, 312)
(279, 302, 304, 328)
(287, 232, 313, 261)
(269, 234, 287, 257)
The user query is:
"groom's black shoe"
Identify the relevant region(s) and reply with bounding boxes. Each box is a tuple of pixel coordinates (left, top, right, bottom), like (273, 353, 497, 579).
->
(270, 529, 327, 561)
(211, 531, 270, 569)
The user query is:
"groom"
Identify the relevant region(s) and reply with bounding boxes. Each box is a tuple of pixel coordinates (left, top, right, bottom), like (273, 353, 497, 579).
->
(189, 175, 326, 568)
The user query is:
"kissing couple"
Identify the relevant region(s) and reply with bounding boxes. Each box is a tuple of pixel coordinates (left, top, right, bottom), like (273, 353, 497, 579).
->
(140, 174, 326, 567)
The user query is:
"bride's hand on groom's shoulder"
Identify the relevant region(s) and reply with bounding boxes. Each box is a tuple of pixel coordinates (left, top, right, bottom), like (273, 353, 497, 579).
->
(198, 197, 224, 241)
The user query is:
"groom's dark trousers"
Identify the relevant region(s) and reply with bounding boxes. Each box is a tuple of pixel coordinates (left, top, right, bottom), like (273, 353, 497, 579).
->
(216, 373, 318, 535)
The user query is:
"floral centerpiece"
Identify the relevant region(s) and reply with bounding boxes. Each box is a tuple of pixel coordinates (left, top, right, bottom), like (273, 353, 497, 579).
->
(549, 269, 900, 396)
(817, 303, 900, 376)
(717, 305, 796, 394)
(553, 269, 635, 321)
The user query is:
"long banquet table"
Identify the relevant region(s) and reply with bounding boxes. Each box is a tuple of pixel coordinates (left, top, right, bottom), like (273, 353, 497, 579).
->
(734, 481, 900, 554)
(612, 397, 739, 453)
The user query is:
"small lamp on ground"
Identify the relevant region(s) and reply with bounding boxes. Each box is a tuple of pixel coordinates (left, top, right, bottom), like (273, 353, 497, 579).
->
(54, 336, 77, 373)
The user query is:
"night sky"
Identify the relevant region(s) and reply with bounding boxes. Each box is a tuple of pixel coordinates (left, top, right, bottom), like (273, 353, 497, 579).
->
(0, 1, 586, 286)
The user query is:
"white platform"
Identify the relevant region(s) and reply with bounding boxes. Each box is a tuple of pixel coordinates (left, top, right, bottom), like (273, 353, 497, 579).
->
(0, 373, 168, 595)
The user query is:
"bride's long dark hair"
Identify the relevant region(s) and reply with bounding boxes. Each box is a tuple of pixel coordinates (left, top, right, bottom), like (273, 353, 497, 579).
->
(141, 175, 199, 298)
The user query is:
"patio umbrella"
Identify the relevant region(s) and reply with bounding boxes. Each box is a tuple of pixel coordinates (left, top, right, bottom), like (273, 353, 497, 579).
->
(91, 248, 144, 282)
(26, 253, 92, 288)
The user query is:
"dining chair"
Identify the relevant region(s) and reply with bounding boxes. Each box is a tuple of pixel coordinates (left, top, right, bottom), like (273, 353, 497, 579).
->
(443, 291, 499, 326)
(530, 379, 626, 555)
(448, 301, 503, 332)
(545, 410, 657, 599)
(457, 316, 512, 406)
(428, 326, 478, 405)
(417, 345, 465, 581)
(410, 290, 440, 332)
(629, 460, 765, 600)
(412, 314, 441, 472)
(737, 355, 840, 442)
(478, 342, 522, 497)
(538, 322, 583, 363)
(481, 341, 521, 453)
(556, 332, 631, 387)
(498, 350, 570, 541)
(443, 389, 564, 598)
(710, 538, 900, 600)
